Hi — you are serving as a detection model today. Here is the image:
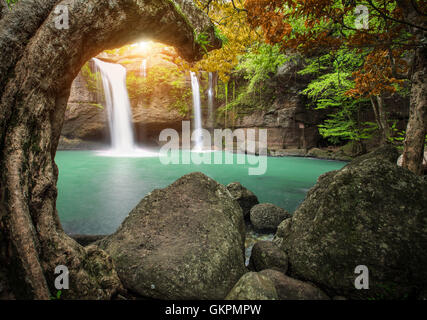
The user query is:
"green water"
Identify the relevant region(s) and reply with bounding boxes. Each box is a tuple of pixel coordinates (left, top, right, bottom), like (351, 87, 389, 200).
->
(55, 150, 345, 235)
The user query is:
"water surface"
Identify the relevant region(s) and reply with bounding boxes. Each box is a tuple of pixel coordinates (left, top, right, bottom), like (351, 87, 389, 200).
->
(55, 151, 345, 235)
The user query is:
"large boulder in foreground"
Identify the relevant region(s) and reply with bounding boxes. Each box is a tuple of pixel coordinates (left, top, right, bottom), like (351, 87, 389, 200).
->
(275, 146, 427, 299)
(98, 172, 246, 299)
(250, 203, 291, 232)
(226, 182, 259, 218)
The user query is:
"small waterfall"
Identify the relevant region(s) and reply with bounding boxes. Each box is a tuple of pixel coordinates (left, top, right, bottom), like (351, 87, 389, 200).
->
(141, 59, 147, 78)
(190, 72, 203, 151)
(207, 72, 214, 129)
(93, 58, 135, 154)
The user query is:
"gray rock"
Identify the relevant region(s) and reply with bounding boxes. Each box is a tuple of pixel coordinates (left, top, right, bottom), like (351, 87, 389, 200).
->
(98, 172, 246, 300)
(259, 269, 330, 300)
(249, 241, 288, 274)
(276, 146, 427, 299)
(226, 182, 259, 218)
(250, 203, 291, 232)
(225, 272, 278, 300)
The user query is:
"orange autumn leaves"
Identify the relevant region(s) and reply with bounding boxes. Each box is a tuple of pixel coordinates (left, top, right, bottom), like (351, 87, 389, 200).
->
(244, 0, 415, 98)
(348, 49, 407, 98)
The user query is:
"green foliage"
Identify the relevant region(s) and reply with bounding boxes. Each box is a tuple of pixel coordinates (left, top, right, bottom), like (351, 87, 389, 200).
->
(6, 0, 18, 6)
(216, 43, 287, 117)
(389, 122, 427, 148)
(128, 66, 191, 116)
(214, 27, 228, 45)
(236, 43, 287, 93)
(81, 62, 102, 95)
(300, 50, 379, 144)
(195, 32, 210, 54)
(50, 290, 62, 300)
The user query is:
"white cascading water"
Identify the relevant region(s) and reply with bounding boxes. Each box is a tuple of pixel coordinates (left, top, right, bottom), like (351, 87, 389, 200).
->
(207, 72, 214, 129)
(141, 59, 147, 78)
(93, 58, 136, 154)
(190, 71, 203, 151)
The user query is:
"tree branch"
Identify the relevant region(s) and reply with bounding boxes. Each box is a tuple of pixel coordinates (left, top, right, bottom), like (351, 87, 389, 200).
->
(366, 0, 427, 31)
(231, 0, 247, 13)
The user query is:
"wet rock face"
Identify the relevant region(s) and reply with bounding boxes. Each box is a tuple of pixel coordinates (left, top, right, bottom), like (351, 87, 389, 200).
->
(275, 146, 427, 299)
(250, 203, 291, 232)
(62, 73, 108, 143)
(233, 58, 324, 150)
(226, 182, 259, 218)
(225, 272, 278, 300)
(259, 270, 329, 300)
(98, 172, 247, 300)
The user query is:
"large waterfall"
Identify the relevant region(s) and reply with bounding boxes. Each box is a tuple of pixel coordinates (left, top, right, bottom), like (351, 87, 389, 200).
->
(93, 58, 136, 154)
(190, 72, 203, 151)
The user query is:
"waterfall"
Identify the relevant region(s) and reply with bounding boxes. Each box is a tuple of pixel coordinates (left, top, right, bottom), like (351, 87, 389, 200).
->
(141, 59, 147, 78)
(93, 58, 136, 154)
(190, 72, 203, 151)
(207, 72, 214, 129)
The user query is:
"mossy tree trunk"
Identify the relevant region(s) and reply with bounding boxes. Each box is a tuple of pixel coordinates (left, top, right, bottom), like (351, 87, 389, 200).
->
(0, 0, 218, 299)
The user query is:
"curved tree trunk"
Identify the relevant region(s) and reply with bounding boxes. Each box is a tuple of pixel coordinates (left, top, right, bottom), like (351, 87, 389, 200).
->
(0, 0, 219, 299)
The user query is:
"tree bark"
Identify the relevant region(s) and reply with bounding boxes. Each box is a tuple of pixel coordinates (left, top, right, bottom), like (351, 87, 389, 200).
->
(376, 95, 390, 143)
(402, 45, 427, 175)
(0, 0, 219, 299)
(0, 0, 7, 20)
(398, 0, 427, 175)
(370, 95, 390, 144)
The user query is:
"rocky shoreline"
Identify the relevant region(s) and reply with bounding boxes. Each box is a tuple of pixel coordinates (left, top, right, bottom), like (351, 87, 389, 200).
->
(66, 146, 426, 300)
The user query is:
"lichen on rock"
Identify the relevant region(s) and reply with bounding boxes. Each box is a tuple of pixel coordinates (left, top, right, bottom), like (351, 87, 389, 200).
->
(98, 172, 247, 299)
(275, 145, 427, 299)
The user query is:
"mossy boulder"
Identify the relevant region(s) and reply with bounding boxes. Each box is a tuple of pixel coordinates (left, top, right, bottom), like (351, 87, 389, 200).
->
(250, 203, 291, 232)
(98, 172, 246, 299)
(275, 146, 427, 299)
(225, 272, 278, 300)
(226, 182, 259, 218)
